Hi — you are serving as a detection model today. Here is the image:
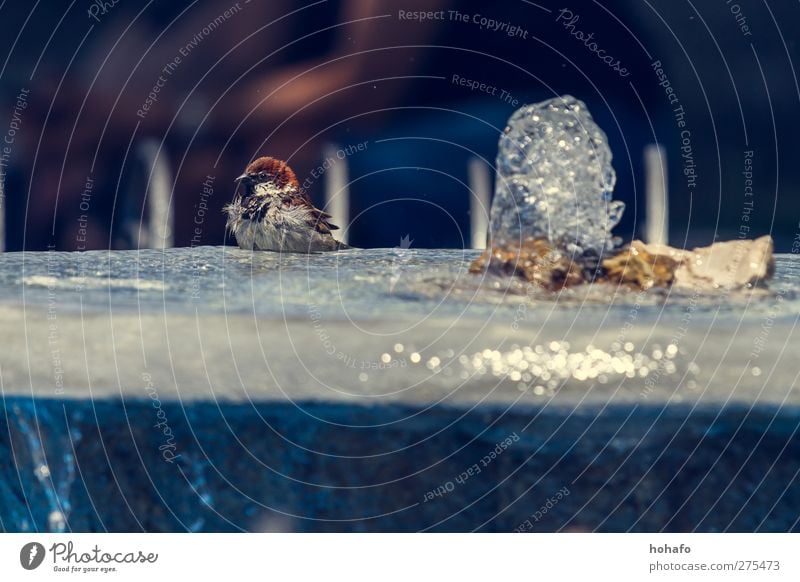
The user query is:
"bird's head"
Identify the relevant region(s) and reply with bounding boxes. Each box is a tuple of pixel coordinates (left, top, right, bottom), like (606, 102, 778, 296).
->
(235, 157, 299, 197)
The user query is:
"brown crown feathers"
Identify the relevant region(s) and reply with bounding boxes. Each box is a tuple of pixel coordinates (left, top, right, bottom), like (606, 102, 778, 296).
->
(243, 157, 299, 191)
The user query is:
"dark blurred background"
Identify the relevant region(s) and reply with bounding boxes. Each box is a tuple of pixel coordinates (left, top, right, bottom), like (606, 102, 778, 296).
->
(0, 0, 797, 251)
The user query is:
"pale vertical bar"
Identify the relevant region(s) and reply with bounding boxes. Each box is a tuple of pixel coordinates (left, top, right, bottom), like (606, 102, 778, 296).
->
(468, 157, 491, 249)
(644, 144, 668, 246)
(324, 144, 349, 245)
(139, 140, 174, 249)
(0, 173, 5, 252)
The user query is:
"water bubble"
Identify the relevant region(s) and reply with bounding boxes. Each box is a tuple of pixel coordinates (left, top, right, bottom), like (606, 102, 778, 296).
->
(48, 511, 66, 532)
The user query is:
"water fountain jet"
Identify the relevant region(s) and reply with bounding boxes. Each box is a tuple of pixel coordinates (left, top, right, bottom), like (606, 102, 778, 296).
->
(472, 95, 774, 292)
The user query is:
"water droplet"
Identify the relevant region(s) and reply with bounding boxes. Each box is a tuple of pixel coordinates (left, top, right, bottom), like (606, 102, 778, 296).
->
(48, 511, 66, 532)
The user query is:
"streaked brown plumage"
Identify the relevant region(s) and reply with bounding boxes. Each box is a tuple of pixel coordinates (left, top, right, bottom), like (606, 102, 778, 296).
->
(224, 157, 349, 252)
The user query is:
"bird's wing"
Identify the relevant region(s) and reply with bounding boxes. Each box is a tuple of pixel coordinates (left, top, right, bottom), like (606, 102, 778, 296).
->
(307, 206, 340, 234)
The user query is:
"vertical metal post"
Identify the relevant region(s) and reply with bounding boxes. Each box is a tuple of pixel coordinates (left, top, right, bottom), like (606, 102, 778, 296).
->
(0, 173, 5, 252)
(468, 157, 491, 249)
(324, 144, 350, 245)
(644, 144, 669, 246)
(139, 140, 174, 249)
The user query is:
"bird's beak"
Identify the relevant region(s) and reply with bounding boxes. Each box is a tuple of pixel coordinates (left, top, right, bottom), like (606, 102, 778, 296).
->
(234, 173, 249, 183)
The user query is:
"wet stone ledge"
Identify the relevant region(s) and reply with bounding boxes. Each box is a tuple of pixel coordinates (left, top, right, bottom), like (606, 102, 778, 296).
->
(0, 247, 799, 532)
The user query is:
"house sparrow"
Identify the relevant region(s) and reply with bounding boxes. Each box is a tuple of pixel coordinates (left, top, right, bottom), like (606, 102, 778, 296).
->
(224, 156, 349, 252)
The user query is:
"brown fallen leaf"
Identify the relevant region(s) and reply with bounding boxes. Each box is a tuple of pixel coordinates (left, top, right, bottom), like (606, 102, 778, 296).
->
(470, 238, 584, 290)
(602, 240, 678, 290)
(472, 236, 775, 292)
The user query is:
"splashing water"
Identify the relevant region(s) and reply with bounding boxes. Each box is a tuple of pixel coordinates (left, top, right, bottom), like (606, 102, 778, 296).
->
(11, 404, 80, 532)
(491, 95, 624, 255)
